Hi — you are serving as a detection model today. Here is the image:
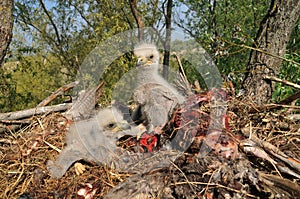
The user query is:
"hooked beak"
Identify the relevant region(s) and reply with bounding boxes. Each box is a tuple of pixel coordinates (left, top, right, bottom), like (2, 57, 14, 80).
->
(136, 58, 144, 67)
(136, 58, 153, 67)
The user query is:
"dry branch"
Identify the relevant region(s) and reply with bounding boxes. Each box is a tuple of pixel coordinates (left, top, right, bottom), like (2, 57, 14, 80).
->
(241, 126, 300, 174)
(249, 103, 300, 113)
(279, 90, 300, 105)
(36, 81, 78, 107)
(172, 52, 192, 95)
(65, 82, 104, 120)
(0, 119, 32, 124)
(0, 103, 71, 120)
(263, 75, 300, 89)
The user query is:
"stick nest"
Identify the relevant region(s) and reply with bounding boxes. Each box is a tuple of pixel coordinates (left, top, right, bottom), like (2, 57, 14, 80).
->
(1, 96, 300, 199)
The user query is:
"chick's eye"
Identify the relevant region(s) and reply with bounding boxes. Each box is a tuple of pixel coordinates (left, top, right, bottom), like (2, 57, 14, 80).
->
(149, 55, 154, 59)
(107, 123, 116, 129)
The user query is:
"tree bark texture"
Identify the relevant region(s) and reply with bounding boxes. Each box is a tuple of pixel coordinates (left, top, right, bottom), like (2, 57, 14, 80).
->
(0, 0, 14, 67)
(162, 0, 173, 79)
(242, 0, 300, 105)
(129, 0, 144, 41)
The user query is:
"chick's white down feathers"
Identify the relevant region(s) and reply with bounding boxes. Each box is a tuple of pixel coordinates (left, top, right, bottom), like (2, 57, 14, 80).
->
(132, 43, 185, 130)
(134, 43, 160, 67)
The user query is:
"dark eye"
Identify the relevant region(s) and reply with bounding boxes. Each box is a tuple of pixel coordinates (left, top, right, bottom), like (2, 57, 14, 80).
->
(107, 123, 116, 129)
(149, 55, 154, 59)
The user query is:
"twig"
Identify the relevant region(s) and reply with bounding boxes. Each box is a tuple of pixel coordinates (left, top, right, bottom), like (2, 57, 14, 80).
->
(36, 81, 78, 107)
(172, 53, 192, 94)
(36, 117, 45, 131)
(241, 44, 300, 66)
(204, 168, 220, 196)
(262, 104, 300, 109)
(250, 103, 300, 113)
(279, 90, 300, 105)
(242, 127, 300, 172)
(3, 163, 25, 197)
(170, 181, 257, 198)
(0, 119, 31, 124)
(169, 161, 197, 194)
(259, 172, 300, 196)
(0, 103, 72, 121)
(43, 140, 61, 153)
(219, 38, 300, 66)
(263, 75, 300, 89)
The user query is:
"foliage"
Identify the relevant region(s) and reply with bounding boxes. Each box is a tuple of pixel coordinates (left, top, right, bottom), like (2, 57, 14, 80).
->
(176, 0, 270, 90)
(4, 0, 135, 111)
(1, 0, 299, 111)
(99, 53, 137, 106)
(0, 70, 16, 112)
(2, 54, 67, 111)
(272, 53, 300, 103)
(287, 18, 300, 54)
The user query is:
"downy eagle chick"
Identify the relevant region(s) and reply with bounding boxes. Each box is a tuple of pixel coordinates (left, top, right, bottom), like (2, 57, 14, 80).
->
(132, 43, 185, 132)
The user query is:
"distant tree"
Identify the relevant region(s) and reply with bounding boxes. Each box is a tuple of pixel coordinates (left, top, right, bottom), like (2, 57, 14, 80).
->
(129, 0, 144, 41)
(242, 0, 300, 104)
(0, 0, 14, 67)
(14, 0, 133, 75)
(177, 0, 300, 104)
(176, 0, 270, 87)
(162, 0, 173, 79)
(9, 0, 135, 109)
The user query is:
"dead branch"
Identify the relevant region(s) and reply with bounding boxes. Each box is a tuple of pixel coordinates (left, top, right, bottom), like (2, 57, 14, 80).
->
(262, 103, 300, 110)
(263, 75, 300, 89)
(36, 81, 78, 107)
(172, 52, 192, 95)
(241, 126, 300, 172)
(0, 119, 32, 124)
(279, 90, 300, 105)
(0, 103, 71, 121)
(259, 172, 300, 197)
(249, 103, 300, 113)
(65, 82, 104, 120)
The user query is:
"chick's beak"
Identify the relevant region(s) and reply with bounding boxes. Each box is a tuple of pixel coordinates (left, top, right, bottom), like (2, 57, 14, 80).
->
(136, 58, 144, 67)
(137, 58, 153, 67)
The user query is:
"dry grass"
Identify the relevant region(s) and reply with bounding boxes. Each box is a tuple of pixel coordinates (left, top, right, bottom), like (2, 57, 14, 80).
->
(0, 96, 300, 198)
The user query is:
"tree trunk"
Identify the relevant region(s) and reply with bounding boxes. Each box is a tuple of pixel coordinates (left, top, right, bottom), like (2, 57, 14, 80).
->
(162, 0, 172, 79)
(0, 0, 14, 67)
(242, 0, 300, 105)
(129, 0, 144, 41)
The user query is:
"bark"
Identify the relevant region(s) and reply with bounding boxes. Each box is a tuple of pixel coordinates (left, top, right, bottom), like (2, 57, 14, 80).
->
(162, 0, 172, 79)
(0, 103, 71, 133)
(0, 0, 14, 67)
(242, 0, 300, 105)
(129, 0, 144, 41)
(36, 81, 78, 107)
(0, 103, 71, 121)
(279, 90, 300, 105)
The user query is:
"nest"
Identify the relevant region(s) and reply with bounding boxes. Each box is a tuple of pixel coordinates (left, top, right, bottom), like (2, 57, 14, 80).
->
(1, 93, 300, 199)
